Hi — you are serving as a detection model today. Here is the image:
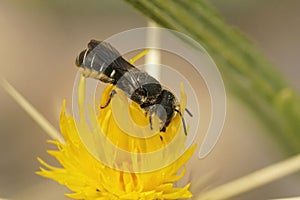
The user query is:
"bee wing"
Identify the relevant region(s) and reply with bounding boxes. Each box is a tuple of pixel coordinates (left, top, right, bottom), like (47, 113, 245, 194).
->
(93, 41, 143, 84)
(116, 68, 143, 95)
(116, 68, 161, 98)
(89, 40, 160, 95)
(89, 41, 125, 69)
(90, 41, 142, 85)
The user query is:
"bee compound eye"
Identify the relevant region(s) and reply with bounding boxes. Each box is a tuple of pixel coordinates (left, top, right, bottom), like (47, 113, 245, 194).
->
(150, 104, 167, 126)
(156, 105, 167, 123)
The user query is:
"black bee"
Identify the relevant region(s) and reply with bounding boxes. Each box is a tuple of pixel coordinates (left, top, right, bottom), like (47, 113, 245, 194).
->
(75, 40, 190, 134)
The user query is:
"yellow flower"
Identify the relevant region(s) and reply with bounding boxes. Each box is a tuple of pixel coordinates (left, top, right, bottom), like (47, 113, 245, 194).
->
(37, 75, 196, 200)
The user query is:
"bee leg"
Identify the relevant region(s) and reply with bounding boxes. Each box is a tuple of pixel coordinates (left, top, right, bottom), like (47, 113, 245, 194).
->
(100, 90, 117, 109)
(149, 114, 153, 130)
(159, 135, 163, 141)
(98, 74, 115, 84)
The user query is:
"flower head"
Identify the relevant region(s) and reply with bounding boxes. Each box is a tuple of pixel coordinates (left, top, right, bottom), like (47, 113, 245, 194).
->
(37, 76, 195, 200)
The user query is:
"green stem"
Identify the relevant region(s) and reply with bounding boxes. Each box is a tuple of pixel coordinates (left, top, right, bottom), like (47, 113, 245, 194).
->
(125, 0, 300, 155)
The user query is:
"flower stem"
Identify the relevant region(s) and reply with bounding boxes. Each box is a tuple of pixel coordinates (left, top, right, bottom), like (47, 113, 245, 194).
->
(145, 20, 161, 81)
(196, 153, 300, 200)
(124, 0, 300, 155)
(0, 76, 64, 143)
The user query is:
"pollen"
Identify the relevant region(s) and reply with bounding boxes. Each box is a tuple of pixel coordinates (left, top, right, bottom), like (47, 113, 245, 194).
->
(37, 75, 195, 200)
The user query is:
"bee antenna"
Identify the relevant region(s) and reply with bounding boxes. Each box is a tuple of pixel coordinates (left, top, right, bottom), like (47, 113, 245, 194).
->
(174, 109, 187, 136)
(185, 108, 193, 117)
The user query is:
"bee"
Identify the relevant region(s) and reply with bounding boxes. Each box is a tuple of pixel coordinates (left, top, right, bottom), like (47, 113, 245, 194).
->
(75, 40, 191, 135)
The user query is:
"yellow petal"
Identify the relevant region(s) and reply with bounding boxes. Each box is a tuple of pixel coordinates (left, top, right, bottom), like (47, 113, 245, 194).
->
(38, 75, 195, 199)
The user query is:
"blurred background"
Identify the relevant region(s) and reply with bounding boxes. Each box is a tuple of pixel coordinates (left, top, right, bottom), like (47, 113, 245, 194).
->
(0, 0, 300, 199)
